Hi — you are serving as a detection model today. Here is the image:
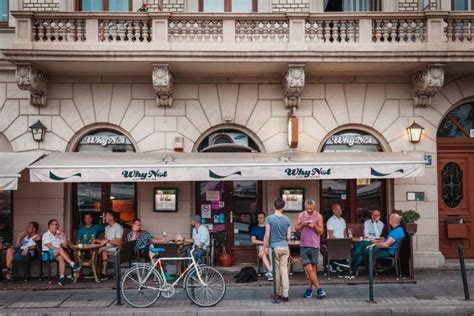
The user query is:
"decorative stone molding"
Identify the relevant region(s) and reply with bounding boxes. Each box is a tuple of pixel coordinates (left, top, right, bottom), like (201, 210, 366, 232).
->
(16, 64, 48, 107)
(412, 64, 444, 107)
(153, 64, 174, 107)
(283, 64, 305, 108)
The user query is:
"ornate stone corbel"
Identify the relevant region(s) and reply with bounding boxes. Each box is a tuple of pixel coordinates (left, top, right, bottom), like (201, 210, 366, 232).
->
(153, 64, 174, 107)
(283, 64, 305, 109)
(412, 64, 444, 107)
(16, 64, 48, 107)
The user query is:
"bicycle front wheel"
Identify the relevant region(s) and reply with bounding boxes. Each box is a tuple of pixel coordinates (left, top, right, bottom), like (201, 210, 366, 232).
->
(185, 266, 226, 307)
(121, 265, 163, 308)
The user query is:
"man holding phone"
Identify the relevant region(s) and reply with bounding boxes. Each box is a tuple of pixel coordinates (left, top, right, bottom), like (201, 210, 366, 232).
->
(295, 198, 326, 299)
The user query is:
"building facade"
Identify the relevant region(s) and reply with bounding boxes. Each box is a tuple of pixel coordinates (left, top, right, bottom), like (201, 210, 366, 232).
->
(1, 0, 474, 267)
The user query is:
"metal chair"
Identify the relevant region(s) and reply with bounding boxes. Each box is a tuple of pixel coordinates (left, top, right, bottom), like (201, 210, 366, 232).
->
(326, 238, 352, 280)
(22, 240, 43, 281)
(41, 248, 75, 284)
(288, 246, 302, 276)
(373, 237, 405, 280)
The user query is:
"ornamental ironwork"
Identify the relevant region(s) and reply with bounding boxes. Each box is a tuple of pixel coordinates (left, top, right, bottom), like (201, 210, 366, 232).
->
(441, 162, 463, 209)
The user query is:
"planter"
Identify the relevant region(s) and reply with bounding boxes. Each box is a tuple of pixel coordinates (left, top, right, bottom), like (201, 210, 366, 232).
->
(405, 223, 418, 235)
(446, 223, 468, 239)
(218, 253, 233, 267)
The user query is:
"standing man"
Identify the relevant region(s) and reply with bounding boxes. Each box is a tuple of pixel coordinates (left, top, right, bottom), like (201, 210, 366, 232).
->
(99, 211, 123, 280)
(190, 215, 210, 263)
(364, 209, 384, 239)
(261, 198, 291, 302)
(295, 199, 326, 299)
(251, 212, 273, 281)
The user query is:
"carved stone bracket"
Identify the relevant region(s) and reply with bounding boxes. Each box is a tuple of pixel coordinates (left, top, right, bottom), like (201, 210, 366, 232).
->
(153, 64, 174, 107)
(283, 64, 305, 109)
(16, 64, 48, 107)
(412, 64, 444, 107)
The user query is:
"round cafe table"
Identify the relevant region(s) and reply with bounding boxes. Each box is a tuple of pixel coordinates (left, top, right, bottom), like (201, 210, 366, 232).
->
(72, 243, 102, 283)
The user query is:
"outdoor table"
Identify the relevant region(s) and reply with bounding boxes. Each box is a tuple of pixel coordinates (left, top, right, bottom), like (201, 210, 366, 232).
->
(72, 243, 102, 283)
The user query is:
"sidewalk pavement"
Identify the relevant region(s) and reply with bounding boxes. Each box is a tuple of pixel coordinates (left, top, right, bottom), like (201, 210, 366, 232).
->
(0, 270, 473, 315)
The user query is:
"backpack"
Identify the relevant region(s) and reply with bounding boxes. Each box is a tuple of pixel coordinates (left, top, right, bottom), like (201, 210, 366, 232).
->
(234, 266, 258, 283)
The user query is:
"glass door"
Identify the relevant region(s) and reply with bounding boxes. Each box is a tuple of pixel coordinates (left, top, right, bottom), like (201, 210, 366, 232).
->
(232, 181, 258, 247)
(76, 183, 103, 226)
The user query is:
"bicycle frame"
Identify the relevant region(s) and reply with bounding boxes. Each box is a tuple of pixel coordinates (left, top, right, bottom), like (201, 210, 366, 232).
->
(137, 245, 207, 290)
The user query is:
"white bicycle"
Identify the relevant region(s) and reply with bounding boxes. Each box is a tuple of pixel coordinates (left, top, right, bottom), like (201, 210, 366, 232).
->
(120, 244, 226, 308)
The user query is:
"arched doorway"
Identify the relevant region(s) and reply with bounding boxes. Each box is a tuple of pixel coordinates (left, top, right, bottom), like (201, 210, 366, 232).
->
(195, 128, 262, 263)
(437, 100, 474, 258)
(319, 129, 388, 224)
(72, 129, 137, 230)
(0, 133, 13, 237)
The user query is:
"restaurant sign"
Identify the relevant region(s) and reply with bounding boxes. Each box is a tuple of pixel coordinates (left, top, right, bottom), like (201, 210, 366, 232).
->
(327, 135, 377, 147)
(80, 135, 128, 147)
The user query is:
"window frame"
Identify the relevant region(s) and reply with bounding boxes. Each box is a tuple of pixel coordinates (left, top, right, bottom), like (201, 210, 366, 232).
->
(75, 0, 133, 12)
(324, 0, 382, 12)
(451, 0, 474, 10)
(198, 0, 258, 12)
(0, 0, 9, 28)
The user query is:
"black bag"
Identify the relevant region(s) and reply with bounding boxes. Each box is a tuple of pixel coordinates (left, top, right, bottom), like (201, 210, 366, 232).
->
(234, 266, 258, 283)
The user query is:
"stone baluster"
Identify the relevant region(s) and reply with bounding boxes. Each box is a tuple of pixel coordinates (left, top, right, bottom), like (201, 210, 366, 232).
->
(37, 21, 45, 41)
(462, 19, 469, 41)
(382, 20, 389, 42)
(374, 20, 382, 42)
(143, 21, 150, 42)
(323, 21, 331, 42)
(339, 21, 347, 43)
(58, 20, 66, 41)
(454, 19, 461, 41)
(65, 20, 73, 42)
(331, 21, 338, 42)
(76, 20, 83, 41)
(406, 21, 414, 42)
(347, 20, 355, 42)
(446, 19, 453, 42)
(414, 20, 421, 43)
(316, 21, 324, 42)
(400, 21, 409, 43)
(45, 20, 52, 41)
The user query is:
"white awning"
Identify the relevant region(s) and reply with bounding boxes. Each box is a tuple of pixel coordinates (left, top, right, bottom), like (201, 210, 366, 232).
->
(28, 151, 425, 183)
(0, 152, 46, 190)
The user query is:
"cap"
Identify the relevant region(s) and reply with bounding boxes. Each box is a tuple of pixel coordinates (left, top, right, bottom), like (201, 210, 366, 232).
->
(191, 215, 201, 223)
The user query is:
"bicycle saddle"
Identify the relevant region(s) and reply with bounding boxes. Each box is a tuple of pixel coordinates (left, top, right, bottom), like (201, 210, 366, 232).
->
(149, 247, 166, 253)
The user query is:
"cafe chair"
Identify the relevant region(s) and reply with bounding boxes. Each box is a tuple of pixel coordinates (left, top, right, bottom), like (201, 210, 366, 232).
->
(255, 245, 263, 276)
(373, 237, 405, 280)
(326, 238, 352, 280)
(41, 248, 75, 284)
(22, 240, 43, 281)
(287, 247, 302, 276)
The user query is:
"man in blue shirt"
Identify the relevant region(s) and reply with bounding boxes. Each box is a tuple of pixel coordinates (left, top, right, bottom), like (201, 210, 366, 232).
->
(250, 212, 272, 280)
(76, 213, 105, 245)
(350, 213, 406, 277)
(190, 215, 210, 263)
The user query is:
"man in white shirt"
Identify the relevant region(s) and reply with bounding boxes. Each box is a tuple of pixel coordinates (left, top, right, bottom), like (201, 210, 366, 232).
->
(364, 209, 384, 239)
(326, 203, 347, 239)
(99, 211, 123, 279)
(42, 219, 81, 286)
(190, 215, 209, 263)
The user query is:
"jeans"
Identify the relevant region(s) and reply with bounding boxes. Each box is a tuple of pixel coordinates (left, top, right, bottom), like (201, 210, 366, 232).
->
(274, 247, 290, 298)
(351, 245, 391, 272)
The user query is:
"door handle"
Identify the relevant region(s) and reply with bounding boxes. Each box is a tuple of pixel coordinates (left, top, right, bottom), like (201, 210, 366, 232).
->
(229, 211, 233, 224)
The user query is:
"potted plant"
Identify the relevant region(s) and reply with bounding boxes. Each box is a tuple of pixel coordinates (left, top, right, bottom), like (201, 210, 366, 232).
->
(215, 231, 232, 267)
(402, 209, 420, 235)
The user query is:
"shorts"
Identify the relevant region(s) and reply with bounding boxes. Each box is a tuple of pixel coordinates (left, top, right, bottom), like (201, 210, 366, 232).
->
(300, 247, 319, 266)
(14, 249, 36, 261)
(41, 248, 55, 262)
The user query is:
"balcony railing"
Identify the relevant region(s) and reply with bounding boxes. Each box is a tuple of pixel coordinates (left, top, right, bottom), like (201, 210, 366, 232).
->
(11, 11, 474, 52)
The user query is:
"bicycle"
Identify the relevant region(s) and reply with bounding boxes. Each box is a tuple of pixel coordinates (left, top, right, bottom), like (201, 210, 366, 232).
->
(120, 244, 226, 308)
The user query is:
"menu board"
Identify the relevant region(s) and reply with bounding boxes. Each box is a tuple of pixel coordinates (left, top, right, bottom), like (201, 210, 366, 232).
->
(280, 188, 305, 212)
(154, 188, 178, 212)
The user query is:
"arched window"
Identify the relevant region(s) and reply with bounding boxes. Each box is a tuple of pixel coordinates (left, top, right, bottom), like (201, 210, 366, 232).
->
(320, 129, 386, 224)
(437, 101, 474, 138)
(73, 130, 136, 229)
(197, 128, 260, 153)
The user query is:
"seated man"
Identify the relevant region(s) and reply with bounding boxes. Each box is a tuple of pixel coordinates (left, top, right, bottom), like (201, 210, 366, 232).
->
(2, 221, 41, 283)
(42, 219, 81, 286)
(0, 221, 14, 283)
(349, 213, 406, 279)
(126, 218, 165, 261)
(251, 212, 273, 281)
(76, 212, 105, 245)
(364, 209, 384, 239)
(326, 203, 349, 274)
(189, 215, 209, 263)
(98, 210, 123, 280)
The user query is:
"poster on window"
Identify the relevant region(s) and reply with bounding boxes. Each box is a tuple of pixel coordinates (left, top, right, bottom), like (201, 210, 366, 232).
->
(153, 188, 178, 212)
(201, 204, 212, 219)
(280, 188, 305, 212)
(206, 191, 220, 201)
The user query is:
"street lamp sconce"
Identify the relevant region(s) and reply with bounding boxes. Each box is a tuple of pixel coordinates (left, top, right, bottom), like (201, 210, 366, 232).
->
(29, 120, 47, 142)
(407, 121, 424, 143)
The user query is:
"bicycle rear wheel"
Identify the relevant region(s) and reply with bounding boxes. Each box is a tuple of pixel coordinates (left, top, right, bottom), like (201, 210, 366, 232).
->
(121, 265, 163, 308)
(185, 266, 226, 307)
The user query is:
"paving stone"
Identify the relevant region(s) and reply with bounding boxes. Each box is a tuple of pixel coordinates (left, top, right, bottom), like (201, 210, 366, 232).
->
(60, 292, 116, 308)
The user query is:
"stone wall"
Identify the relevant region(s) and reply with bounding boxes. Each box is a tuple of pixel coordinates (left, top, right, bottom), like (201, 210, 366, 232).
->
(22, 0, 60, 11)
(398, 0, 419, 11)
(272, 0, 310, 12)
(146, 0, 185, 12)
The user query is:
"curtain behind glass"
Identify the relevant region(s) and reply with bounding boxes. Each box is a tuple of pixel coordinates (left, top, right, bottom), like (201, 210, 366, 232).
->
(0, 0, 8, 22)
(109, 0, 130, 11)
(343, 0, 369, 11)
(82, 0, 103, 11)
(232, 0, 253, 12)
(204, 0, 225, 12)
(453, 0, 469, 10)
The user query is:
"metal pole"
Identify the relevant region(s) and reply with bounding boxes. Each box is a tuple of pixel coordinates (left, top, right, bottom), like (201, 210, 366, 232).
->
(271, 248, 279, 304)
(368, 247, 375, 303)
(115, 250, 122, 306)
(457, 244, 470, 301)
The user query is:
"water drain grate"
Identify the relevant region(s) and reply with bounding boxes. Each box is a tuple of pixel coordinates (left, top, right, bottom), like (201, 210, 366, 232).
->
(414, 295, 437, 300)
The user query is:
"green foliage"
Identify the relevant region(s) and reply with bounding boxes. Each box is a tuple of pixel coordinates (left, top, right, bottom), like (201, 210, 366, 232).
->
(402, 209, 420, 223)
